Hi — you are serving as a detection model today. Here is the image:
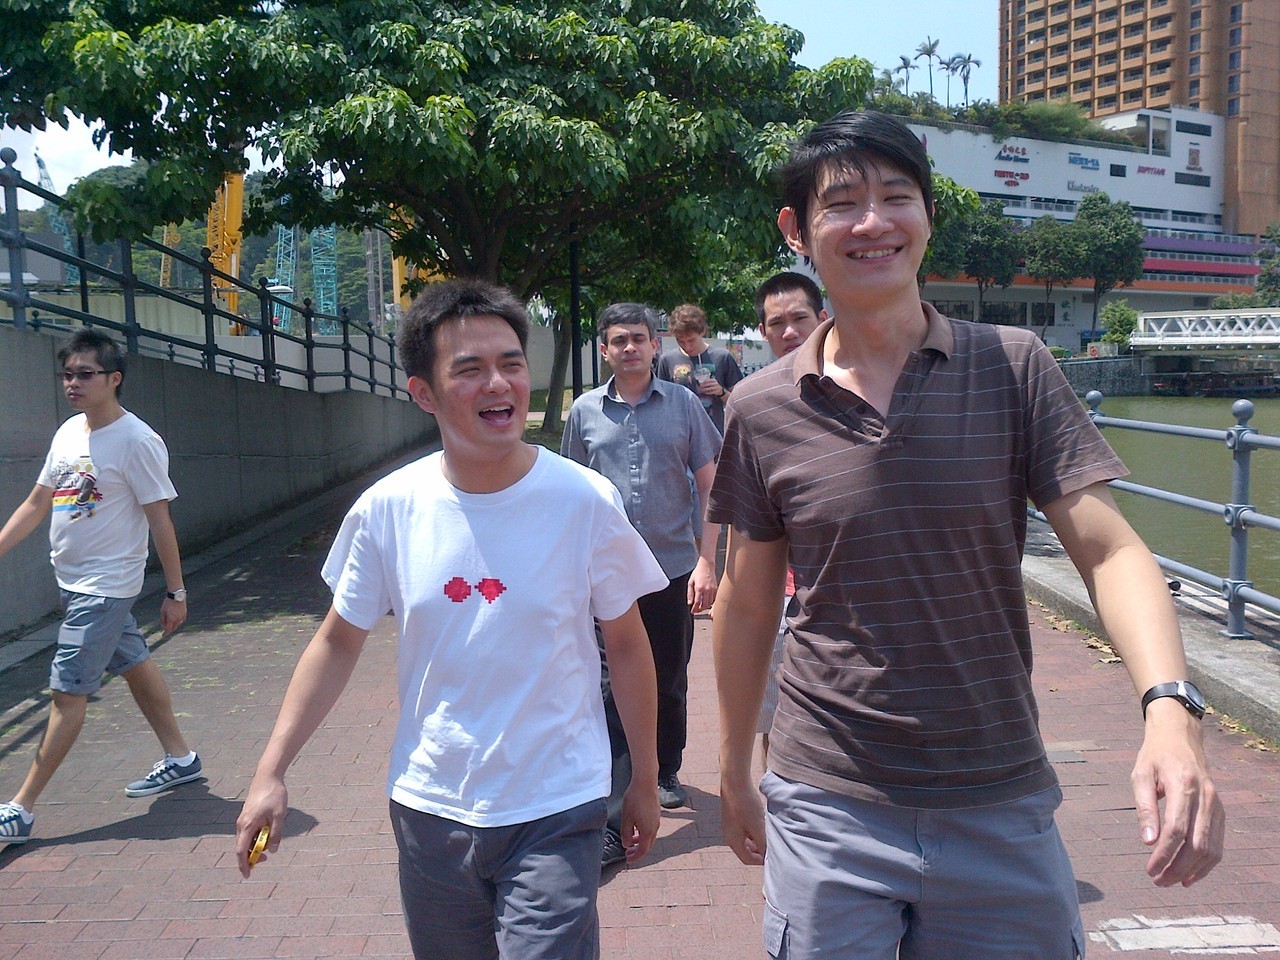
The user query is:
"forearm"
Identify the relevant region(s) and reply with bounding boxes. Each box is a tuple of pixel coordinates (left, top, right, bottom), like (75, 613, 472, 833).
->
(713, 531, 787, 785)
(600, 609, 659, 784)
(254, 609, 367, 780)
(142, 500, 185, 591)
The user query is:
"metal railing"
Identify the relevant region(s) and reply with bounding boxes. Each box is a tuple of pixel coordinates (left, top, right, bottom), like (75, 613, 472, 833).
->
(1044, 392, 1280, 639)
(0, 147, 405, 399)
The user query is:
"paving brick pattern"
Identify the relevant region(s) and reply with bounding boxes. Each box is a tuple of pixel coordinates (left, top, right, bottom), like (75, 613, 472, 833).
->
(1, 507, 1279, 958)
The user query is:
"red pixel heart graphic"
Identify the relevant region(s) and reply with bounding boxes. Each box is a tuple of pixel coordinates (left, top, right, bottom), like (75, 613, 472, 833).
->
(476, 578, 507, 604)
(443, 576, 472, 603)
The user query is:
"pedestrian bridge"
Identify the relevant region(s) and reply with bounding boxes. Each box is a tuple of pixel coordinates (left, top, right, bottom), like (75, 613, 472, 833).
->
(1130, 309, 1280, 351)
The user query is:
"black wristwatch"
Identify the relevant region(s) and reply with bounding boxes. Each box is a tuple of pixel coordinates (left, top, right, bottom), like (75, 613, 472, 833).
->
(1141, 680, 1206, 720)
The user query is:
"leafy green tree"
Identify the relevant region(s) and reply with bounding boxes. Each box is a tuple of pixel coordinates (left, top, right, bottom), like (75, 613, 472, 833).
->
(920, 173, 980, 283)
(1022, 215, 1085, 337)
(1073, 191, 1146, 327)
(1256, 221, 1280, 305)
(1099, 298, 1138, 349)
(4, 0, 877, 428)
(963, 200, 1021, 322)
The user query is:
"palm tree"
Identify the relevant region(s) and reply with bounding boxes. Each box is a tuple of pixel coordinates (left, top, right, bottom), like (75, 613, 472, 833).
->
(944, 53, 965, 108)
(894, 55, 917, 95)
(915, 37, 941, 100)
(957, 53, 982, 108)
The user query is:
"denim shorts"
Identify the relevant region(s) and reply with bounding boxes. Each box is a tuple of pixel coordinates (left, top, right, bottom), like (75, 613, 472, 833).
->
(50, 590, 150, 696)
(390, 797, 606, 960)
(761, 771, 1087, 960)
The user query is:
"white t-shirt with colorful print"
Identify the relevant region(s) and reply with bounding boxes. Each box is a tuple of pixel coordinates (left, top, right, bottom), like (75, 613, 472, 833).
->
(38, 411, 177, 598)
(322, 446, 668, 828)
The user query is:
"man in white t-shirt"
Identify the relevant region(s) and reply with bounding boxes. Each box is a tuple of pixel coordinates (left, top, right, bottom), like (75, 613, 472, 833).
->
(235, 278, 666, 960)
(0, 329, 201, 847)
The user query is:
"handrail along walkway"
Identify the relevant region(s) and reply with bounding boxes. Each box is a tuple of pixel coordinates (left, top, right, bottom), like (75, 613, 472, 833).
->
(1030, 391, 1280, 639)
(1, 147, 404, 398)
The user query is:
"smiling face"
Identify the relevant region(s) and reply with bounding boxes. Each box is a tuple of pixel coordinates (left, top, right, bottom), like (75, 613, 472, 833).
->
(408, 315, 531, 479)
(779, 157, 932, 310)
(759, 288, 825, 358)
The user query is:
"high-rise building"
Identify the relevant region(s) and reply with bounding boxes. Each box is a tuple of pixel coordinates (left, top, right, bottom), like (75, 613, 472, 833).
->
(999, 0, 1280, 236)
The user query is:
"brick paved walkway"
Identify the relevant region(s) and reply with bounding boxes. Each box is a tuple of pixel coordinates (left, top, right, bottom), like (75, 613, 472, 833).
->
(1, 500, 1279, 958)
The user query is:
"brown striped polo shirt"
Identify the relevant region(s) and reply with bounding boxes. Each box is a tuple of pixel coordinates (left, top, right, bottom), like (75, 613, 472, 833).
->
(707, 304, 1128, 809)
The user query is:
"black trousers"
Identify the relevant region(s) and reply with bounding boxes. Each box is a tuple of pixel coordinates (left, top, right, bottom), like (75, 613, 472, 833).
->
(600, 570, 694, 830)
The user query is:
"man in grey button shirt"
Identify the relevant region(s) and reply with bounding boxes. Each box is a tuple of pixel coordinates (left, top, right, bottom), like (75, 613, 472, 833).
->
(562, 302, 722, 845)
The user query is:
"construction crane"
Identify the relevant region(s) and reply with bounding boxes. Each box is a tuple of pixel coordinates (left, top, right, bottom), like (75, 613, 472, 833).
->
(310, 224, 338, 333)
(206, 172, 244, 314)
(271, 222, 297, 327)
(159, 223, 181, 288)
(33, 152, 79, 284)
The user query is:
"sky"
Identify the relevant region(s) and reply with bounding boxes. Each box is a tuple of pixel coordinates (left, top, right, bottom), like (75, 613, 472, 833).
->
(2, 0, 998, 206)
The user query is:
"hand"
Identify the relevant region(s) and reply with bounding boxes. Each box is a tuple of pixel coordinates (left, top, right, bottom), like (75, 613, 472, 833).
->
(687, 558, 718, 614)
(696, 376, 722, 397)
(1132, 700, 1225, 886)
(619, 779, 660, 864)
(235, 773, 288, 878)
(720, 774, 766, 866)
(160, 597, 187, 636)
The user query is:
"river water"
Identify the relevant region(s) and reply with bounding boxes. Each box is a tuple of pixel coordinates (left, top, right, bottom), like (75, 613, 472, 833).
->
(1080, 395, 1280, 598)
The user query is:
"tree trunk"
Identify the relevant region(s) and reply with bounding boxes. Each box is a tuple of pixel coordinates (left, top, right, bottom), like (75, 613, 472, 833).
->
(541, 312, 573, 435)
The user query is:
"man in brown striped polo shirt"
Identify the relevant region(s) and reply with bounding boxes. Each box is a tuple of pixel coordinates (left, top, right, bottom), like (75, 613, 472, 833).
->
(708, 110, 1224, 959)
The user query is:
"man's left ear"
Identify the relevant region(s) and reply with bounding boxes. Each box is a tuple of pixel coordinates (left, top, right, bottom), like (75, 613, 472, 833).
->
(407, 375, 437, 415)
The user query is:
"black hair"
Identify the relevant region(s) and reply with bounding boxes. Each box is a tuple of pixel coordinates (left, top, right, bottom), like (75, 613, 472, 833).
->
(753, 272, 824, 324)
(400, 278, 530, 382)
(58, 328, 126, 396)
(777, 110, 934, 244)
(596, 302, 659, 339)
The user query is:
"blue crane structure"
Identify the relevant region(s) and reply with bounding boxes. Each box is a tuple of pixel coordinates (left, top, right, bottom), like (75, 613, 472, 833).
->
(33, 153, 79, 284)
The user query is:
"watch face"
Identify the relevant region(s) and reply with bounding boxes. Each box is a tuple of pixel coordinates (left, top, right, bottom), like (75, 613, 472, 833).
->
(1181, 681, 1206, 711)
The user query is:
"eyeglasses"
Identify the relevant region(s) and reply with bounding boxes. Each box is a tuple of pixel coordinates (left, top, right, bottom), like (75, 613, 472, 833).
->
(58, 370, 114, 382)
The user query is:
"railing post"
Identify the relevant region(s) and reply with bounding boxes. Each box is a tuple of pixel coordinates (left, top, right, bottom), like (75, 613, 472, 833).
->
(119, 241, 141, 354)
(257, 278, 277, 383)
(388, 332, 398, 398)
(264, 293, 279, 386)
(1085, 390, 1104, 422)
(303, 298, 317, 392)
(0, 147, 31, 329)
(201, 263, 218, 373)
(1222, 398, 1258, 639)
(341, 308, 353, 391)
(360, 310, 376, 394)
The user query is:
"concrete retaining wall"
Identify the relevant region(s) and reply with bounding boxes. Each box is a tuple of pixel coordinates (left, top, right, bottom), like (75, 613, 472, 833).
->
(0, 324, 438, 638)
(1059, 355, 1151, 396)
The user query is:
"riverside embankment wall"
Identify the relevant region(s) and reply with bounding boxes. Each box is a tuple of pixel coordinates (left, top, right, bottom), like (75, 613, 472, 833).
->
(0, 324, 438, 638)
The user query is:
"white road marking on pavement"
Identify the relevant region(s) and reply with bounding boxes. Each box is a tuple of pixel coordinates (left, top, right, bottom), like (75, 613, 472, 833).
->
(1091, 915, 1280, 954)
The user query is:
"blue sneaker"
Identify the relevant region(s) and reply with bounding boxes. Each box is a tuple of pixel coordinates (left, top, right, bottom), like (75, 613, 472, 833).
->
(0, 802, 33, 845)
(125, 754, 203, 797)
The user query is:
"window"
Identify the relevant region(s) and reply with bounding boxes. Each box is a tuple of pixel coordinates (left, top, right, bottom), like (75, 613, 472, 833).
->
(1228, 51, 1242, 70)
(1228, 74, 1241, 93)
(1175, 120, 1211, 135)
(1188, 33, 1201, 51)
(1053, 43, 1070, 56)
(1229, 27, 1242, 46)
(1031, 302, 1056, 328)
(1230, 4, 1242, 24)
(982, 302, 1027, 327)
(1189, 10, 1201, 28)
(1074, 15, 1094, 28)
(1188, 78, 1200, 97)
(1151, 115, 1171, 155)
(1228, 98, 1240, 116)
(1111, 163, 1127, 176)
(932, 300, 974, 323)
(1074, 78, 1093, 92)
(1124, 23, 1144, 36)
(1074, 36, 1093, 50)
(1188, 56, 1200, 75)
